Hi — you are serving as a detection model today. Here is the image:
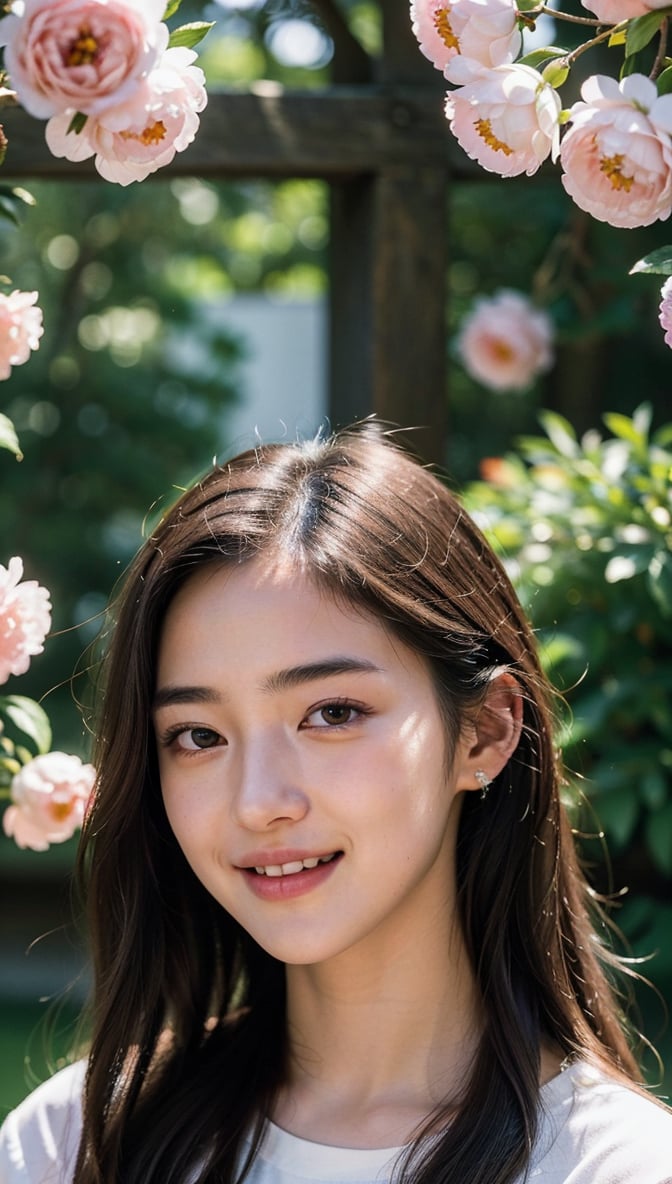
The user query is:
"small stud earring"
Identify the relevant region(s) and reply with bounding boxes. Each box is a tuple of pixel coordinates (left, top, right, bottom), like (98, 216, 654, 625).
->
(475, 769, 492, 800)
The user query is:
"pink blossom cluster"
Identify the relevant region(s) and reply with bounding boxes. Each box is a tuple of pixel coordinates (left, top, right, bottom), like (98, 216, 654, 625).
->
(0, 0, 207, 184)
(457, 289, 554, 391)
(3, 751, 95, 850)
(0, 557, 51, 684)
(659, 277, 672, 347)
(0, 290, 44, 379)
(410, 0, 672, 228)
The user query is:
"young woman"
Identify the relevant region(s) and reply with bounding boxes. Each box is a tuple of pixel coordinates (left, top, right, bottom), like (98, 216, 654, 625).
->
(1, 424, 670, 1184)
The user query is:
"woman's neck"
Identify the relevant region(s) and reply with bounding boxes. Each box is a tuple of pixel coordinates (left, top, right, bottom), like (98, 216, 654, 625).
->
(273, 911, 481, 1149)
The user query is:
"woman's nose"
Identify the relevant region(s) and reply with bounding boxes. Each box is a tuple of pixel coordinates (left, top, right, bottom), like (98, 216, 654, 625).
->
(231, 736, 310, 831)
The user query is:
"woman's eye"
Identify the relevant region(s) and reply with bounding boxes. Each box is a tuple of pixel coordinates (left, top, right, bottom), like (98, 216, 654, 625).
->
(175, 727, 222, 751)
(303, 702, 366, 729)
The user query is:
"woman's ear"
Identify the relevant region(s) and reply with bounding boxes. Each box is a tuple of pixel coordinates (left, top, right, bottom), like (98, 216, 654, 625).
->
(454, 671, 524, 794)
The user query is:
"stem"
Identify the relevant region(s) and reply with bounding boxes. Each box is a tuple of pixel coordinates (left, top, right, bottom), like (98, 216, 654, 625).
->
(561, 20, 628, 66)
(651, 16, 669, 80)
(517, 5, 606, 26)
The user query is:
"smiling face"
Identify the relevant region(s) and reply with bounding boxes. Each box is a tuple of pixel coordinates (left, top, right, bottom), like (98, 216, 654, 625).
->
(154, 556, 483, 968)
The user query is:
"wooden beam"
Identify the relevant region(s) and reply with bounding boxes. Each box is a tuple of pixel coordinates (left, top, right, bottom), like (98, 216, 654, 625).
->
(0, 85, 479, 180)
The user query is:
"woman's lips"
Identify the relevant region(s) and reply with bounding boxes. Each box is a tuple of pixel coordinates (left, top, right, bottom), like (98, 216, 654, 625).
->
(240, 851, 343, 901)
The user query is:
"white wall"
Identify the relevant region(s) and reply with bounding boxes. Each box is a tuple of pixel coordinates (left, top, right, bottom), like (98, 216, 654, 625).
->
(219, 295, 327, 453)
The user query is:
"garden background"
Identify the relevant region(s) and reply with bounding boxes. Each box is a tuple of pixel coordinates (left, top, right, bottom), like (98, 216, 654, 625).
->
(1, 0, 671, 1112)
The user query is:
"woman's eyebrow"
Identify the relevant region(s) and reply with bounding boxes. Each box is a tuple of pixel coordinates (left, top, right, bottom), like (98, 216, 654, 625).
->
(153, 685, 222, 711)
(153, 658, 382, 711)
(262, 657, 382, 694)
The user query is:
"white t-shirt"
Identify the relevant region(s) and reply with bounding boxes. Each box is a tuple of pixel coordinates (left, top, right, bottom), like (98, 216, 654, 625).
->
(0, 1059, 671, 1183)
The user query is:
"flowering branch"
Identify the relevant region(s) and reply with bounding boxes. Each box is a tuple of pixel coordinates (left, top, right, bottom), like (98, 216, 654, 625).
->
(650, 16, 668, 79)
(410, 0, 672, 351)
(0, 558, 95, 851)
(0, 0, 212, 187)
(517, 5, 607, 26)
(560, 21, 628, 66)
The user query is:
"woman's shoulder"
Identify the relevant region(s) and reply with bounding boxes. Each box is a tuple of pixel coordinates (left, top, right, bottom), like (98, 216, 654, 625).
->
(532, 1060, 672, 1183)
(0, 1060, 85, 1183)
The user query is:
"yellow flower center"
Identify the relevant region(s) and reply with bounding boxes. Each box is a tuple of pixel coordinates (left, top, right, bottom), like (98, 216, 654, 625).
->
(599, 153, 633, 192)
(434, 7, 460, 52)
(490, 339, 515, 362)
(50, 800, 73, 822)
(120, 121, 168, 146)
(475, 119, 513, 155)
(67, 27, 99, 67)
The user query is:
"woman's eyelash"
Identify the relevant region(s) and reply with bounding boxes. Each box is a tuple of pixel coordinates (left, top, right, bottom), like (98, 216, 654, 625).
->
(302, 699, 373, 728)
(157, 699, 373, 750)
(158, 725, 222, 751)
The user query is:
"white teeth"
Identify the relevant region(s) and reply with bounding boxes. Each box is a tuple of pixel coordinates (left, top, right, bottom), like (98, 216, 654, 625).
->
(253, 854, 337, 876)
(281, 861, 305, 875)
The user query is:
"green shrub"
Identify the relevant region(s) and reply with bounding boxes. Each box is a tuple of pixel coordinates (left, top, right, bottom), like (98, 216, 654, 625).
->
(464, 404, 672, 1074)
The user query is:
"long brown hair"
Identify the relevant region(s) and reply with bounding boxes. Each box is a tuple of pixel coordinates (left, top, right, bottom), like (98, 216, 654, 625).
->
(74, 423, 640, 1184)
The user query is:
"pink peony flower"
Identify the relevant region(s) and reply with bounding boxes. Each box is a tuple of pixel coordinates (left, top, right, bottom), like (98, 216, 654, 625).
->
(45, 46, 207, 184)
(0, 0, 167, 120)
(659, 277, 672, 348)
(3, 751, 95, 851)
(581, 0, 670, 15)
(0, 290, 44, 379)
(457, 289, 554, 391)
(560, 74, 672, 228)
(580, 0, 649, 17)
(410, 0, 521, 85)
(445, 63, 561, 177)
(0, 557, 51, 684)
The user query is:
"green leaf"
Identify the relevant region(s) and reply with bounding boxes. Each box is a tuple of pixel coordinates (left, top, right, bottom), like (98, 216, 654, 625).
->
(620, 51, 642, 79)
(0, 193, 21, 225)
(167, 21, 214, 50)
(603, 410, 646, 448)
(657, 64, 672, 95)
(632, 401, 653, 437)
(0, 184, 36, 226)
(0, 696, 52, 756)
(644, 801, 672, 876)
(629, 246, 672, 275)
(67, 111, 88, 135)
(591, 785, 639, 849)
(538, 410, 579, 458)
(518, 46, 569, 69)
(640, 769, 668, 811)
(163, 0, 183, 18)
(647, 549, 672, 616)
(626, 11, 665, 55)
(8, 186, 36, 208)
(0, 413, 22, 459)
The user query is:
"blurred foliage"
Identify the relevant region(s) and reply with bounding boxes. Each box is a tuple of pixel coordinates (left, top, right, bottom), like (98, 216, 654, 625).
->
(464, 406, 672, 1071)
(465, 404, 672, 879)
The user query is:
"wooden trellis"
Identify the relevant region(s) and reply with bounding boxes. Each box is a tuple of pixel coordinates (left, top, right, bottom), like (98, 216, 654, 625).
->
(0, 3, 479, 463)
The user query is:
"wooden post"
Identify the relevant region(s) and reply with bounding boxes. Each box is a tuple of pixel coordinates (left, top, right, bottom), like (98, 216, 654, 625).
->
(327, 5, 449, 464)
